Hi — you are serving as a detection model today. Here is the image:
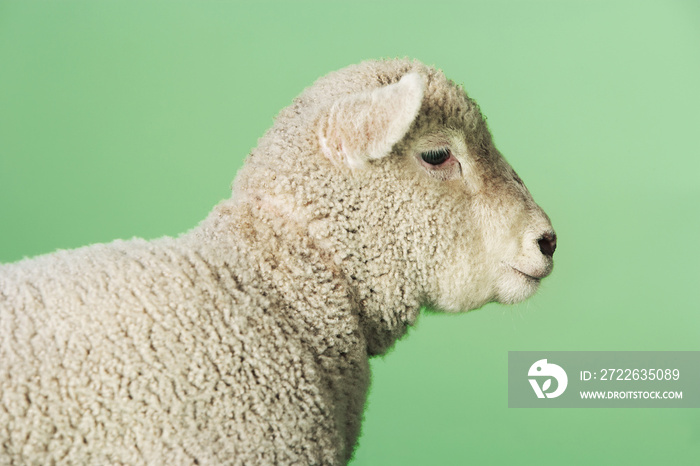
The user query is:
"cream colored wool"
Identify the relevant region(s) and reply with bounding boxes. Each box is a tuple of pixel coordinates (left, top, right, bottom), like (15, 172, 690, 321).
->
(0, 58, 555, 465)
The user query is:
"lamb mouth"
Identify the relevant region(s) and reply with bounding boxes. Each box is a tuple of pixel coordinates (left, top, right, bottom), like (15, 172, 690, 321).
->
(507, 265, 542, 282)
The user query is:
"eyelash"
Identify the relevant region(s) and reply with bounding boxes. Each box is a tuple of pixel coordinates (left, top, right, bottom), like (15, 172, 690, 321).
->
(420, 148, 451, 165)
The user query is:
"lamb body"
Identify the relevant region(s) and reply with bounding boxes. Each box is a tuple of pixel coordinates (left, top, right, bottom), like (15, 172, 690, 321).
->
(0, 59, 556, 464)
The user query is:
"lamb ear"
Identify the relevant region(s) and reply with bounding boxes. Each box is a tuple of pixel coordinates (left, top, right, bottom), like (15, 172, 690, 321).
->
(319, 72, 425, 169)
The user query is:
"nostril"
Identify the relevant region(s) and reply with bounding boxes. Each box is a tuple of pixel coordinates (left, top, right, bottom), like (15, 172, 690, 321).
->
(537, 233, 557, 257)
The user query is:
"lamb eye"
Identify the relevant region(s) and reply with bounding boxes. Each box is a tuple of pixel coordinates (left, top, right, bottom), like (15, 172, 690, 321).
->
(420, 148, 451, 165)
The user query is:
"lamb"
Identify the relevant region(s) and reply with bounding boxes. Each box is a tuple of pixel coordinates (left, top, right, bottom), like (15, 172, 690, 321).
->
(0, 58, 556, 465)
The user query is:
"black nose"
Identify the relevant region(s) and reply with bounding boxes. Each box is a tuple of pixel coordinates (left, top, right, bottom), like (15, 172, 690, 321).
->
(538, 233, 557, 257)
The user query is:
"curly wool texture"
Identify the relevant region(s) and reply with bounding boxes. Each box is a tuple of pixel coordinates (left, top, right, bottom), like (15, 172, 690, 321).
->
(1, 58, 554, 464)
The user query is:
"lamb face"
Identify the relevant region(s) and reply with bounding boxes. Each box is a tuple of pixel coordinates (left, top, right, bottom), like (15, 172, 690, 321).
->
(409, 127, 556, 311)
(305, 61, 555, 313)
(334, 125, 555, 315)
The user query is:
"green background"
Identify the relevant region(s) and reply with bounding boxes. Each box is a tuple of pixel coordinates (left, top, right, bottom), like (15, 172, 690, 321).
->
(1, 1, 699, 464)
